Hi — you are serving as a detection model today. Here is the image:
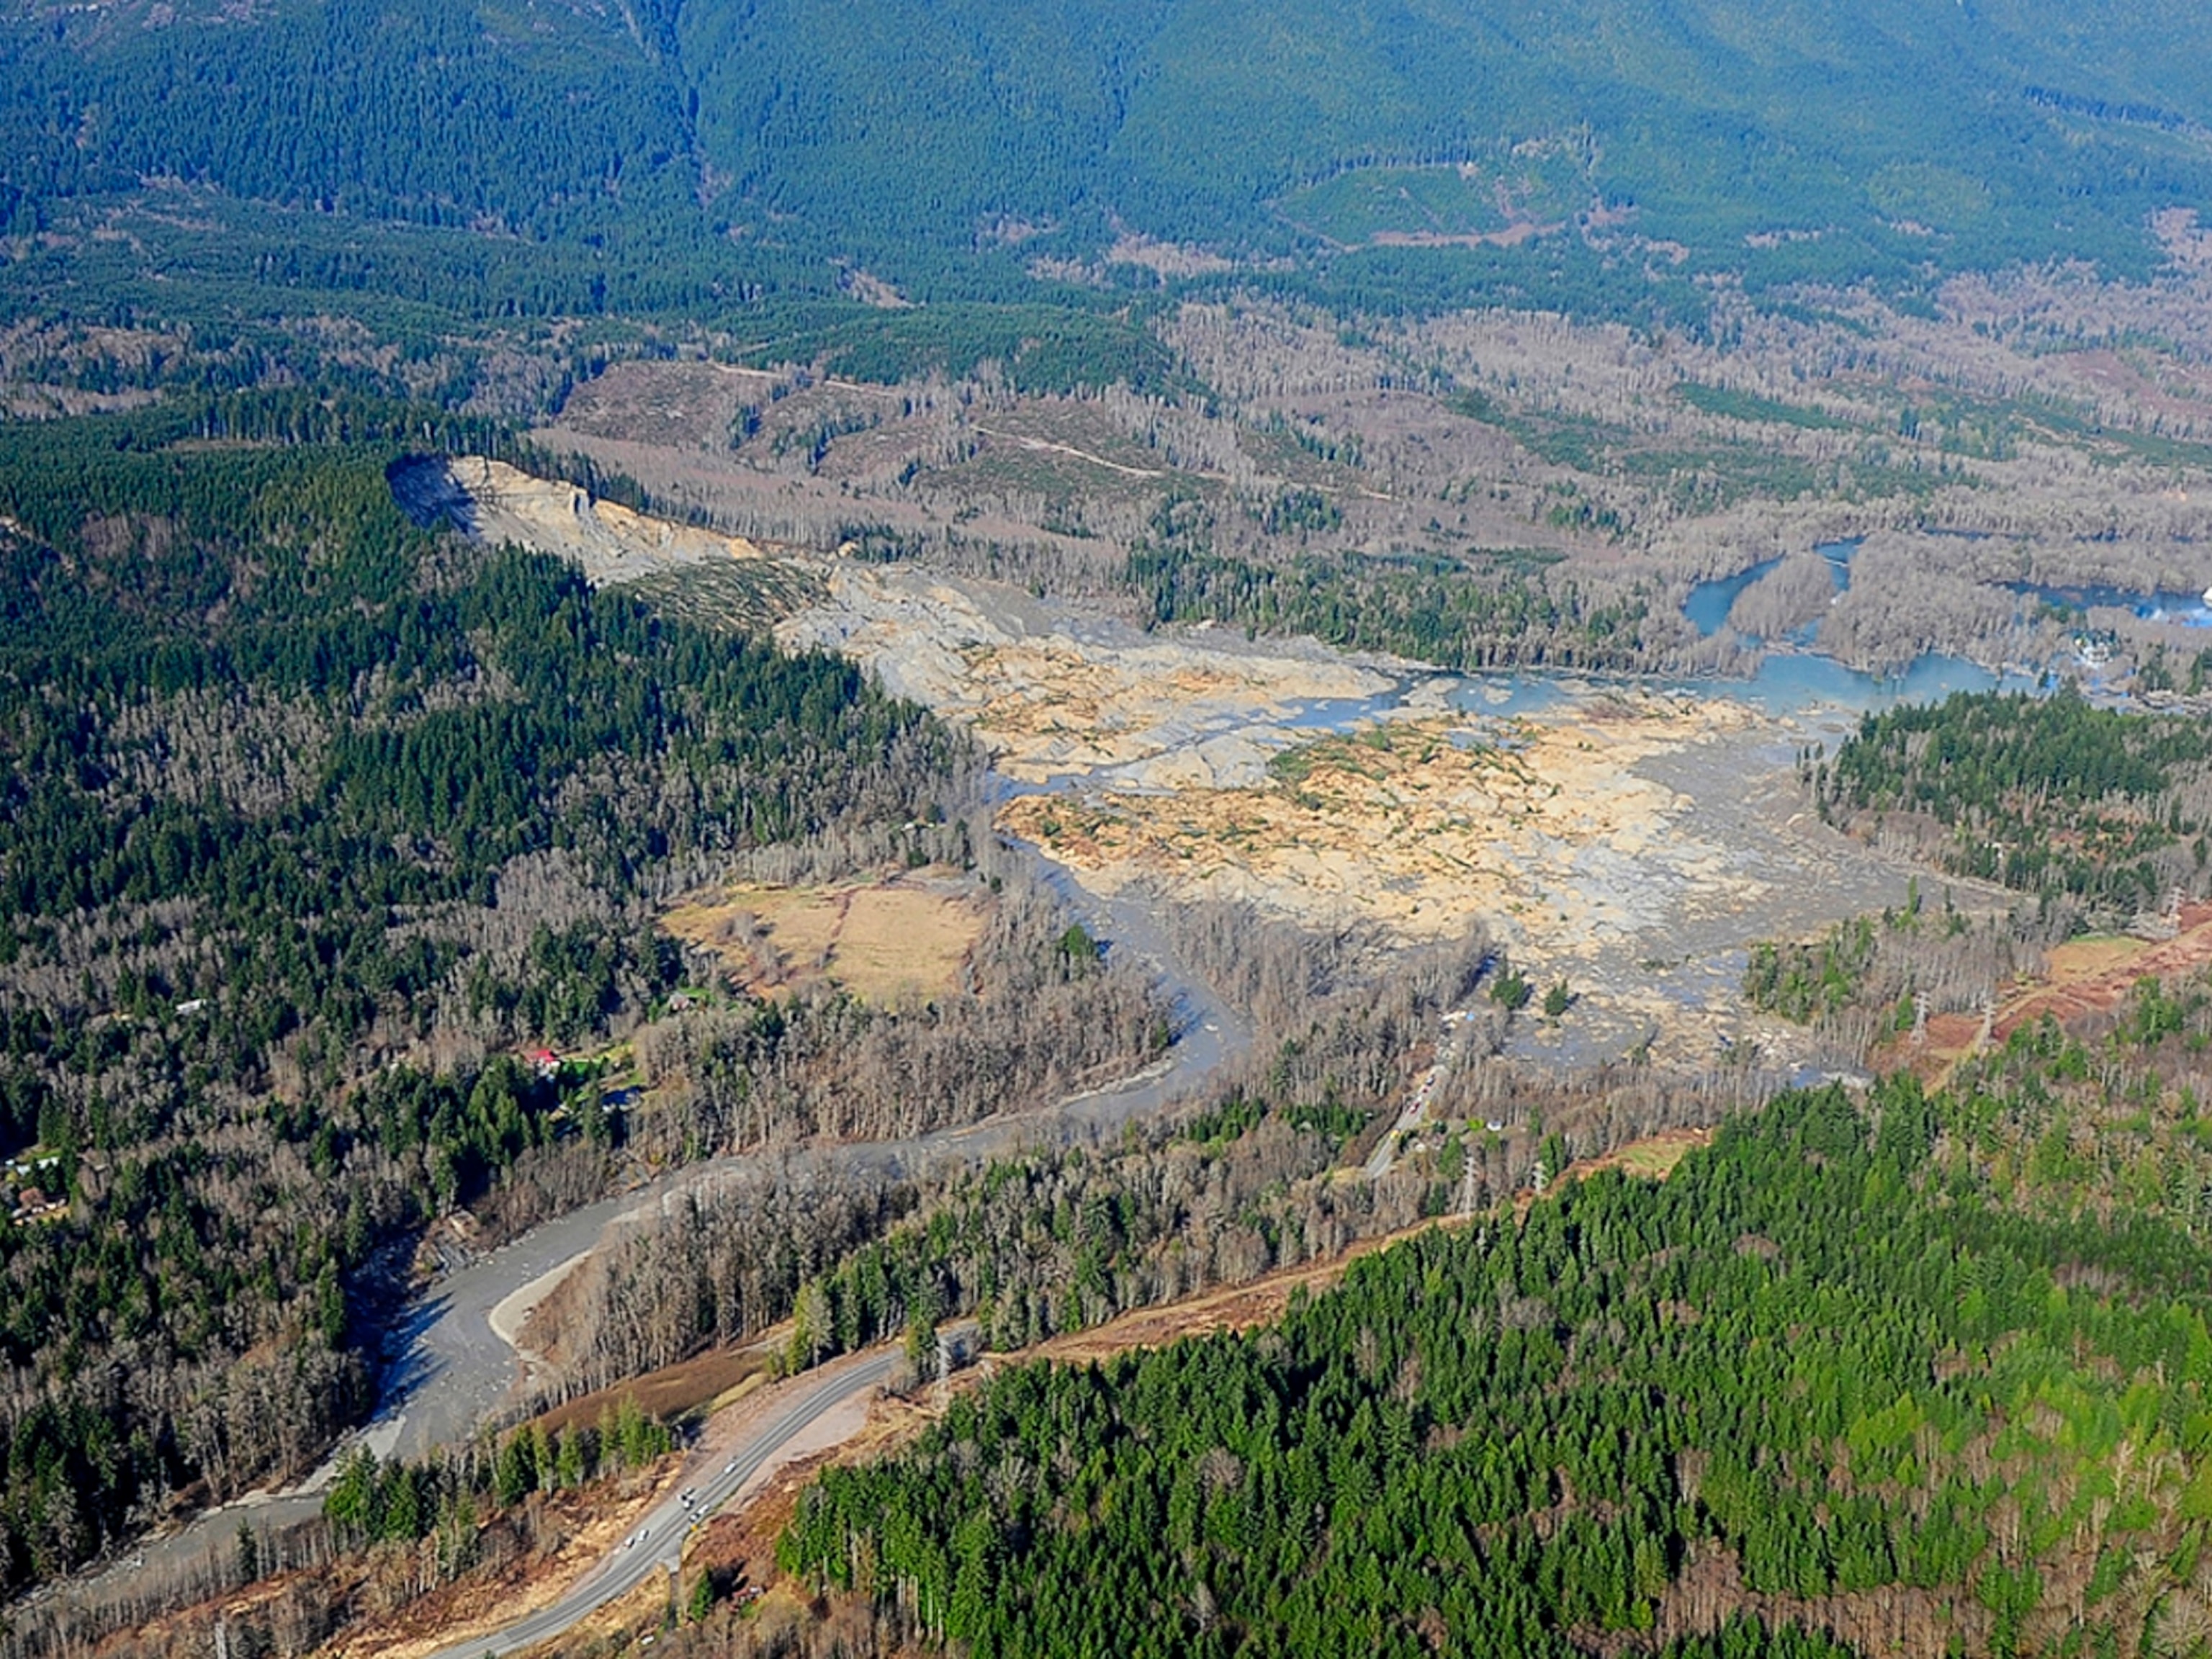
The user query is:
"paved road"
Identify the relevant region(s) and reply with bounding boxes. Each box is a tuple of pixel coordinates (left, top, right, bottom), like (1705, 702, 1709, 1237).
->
(1364, 1009, 1474, 1180)
(423, 1348, 903, 1659)
(55, 845, 1247, 1624)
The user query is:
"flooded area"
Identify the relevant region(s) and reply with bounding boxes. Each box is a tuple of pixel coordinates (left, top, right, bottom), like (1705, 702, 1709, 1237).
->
(1683, 538, 1858, 639)
(776, 559, 2031, 1075)
(1678, 537, 2064, 709)
(2005, 580, 2212, 626)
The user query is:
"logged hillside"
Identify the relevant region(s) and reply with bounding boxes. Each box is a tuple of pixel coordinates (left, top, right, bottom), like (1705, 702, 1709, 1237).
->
(6, 0, 2212, 320)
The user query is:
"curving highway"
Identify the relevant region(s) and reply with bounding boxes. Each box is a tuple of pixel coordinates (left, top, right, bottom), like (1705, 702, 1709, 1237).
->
(57, 848, 1246, 1626)
(421, 1348, 904, 1659)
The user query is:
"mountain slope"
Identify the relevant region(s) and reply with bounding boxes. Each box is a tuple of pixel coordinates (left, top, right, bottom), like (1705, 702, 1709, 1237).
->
(5, 0, 2211, 310)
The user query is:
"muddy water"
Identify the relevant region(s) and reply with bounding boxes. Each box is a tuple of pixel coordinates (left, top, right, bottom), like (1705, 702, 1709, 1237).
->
(1660, 649, 2038, 715)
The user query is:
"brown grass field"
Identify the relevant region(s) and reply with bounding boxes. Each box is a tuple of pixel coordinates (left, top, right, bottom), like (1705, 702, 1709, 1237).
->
(662, 868, 988, 1004)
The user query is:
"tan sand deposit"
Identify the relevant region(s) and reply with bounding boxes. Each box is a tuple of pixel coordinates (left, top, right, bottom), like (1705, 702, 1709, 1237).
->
(998, 696, 1764, 956)
(777, 562, 1396, 788)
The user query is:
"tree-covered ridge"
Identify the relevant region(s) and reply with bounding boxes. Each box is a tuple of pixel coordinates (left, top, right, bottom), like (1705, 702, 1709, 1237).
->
(783, 1077, 2212, 1658)
(1128, 539, 1656, 673)
(0, 408, 953, 1590)
(1817, 690, 2212, 912)
(6, 0, 2212, 315)
(4, 0, 696, 242)
(0, 415, 945, 978)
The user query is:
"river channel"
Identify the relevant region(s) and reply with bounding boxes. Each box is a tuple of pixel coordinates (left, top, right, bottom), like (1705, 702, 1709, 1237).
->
(57, 554, 2177, 1622)
(53, 827, 1249, 1623)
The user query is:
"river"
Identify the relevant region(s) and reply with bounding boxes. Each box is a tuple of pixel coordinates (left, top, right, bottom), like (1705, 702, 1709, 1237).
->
(50, 548, 2149, 1623)
(51, 831, 1249, 1624)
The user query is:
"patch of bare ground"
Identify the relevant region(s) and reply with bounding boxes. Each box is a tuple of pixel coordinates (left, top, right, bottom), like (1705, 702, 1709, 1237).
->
(551, 359, 783, 453)
(1, 385, 162, 418)
(1104, 233, 1237, 278)
(521, 1344, 774, 1442)
(389, 456, 773, 586)
(840, 269, 910, 310)
(1366, 220, 1559, 248)
(955, 403, 1195, 499)
(659, 866, 990, 1004)
(1575, 1125, 1709, 1181)
(1887, 902, 2212, 1083)
(2049, 348, 2212, 429)
(318, 1462, 682, 1659)
(678, 1470, 819, 1617)
(997, 698, 1764, 950)
(1997, 904, 2212, 1034)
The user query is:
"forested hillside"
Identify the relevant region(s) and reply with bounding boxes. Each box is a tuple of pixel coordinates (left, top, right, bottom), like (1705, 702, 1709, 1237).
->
(785, 1067, 2212, 1658)
(13, 0, 2212, 1647)
(6, 0, 2212, 326)
(0, 403, 958, 1589)
(1816, 691, 2212, 914)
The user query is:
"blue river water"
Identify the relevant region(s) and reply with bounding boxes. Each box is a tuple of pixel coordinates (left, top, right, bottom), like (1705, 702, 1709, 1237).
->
(1683, 557, 1780, 637)
(1339, 529, 2027, 726)
(1415, 651, 2038, 724)
(1263, 531, 2024, 736)
(1683, 539, 1860, 640)
(1668, 540, 2212, 716)
(2006, 582, 2212, 627)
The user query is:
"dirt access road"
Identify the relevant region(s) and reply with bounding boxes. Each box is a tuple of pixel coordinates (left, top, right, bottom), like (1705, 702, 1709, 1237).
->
(369, 1128, 1713, 1659)
(1907, 902, 2212, 1084)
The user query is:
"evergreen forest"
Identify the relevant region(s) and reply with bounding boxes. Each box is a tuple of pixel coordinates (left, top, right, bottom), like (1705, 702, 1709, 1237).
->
(0, 403, 950, 1589)
(1817, 691, 2212, 915)
(786, 1065, 2212, 1658)
(7, 0, 2212, 339)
